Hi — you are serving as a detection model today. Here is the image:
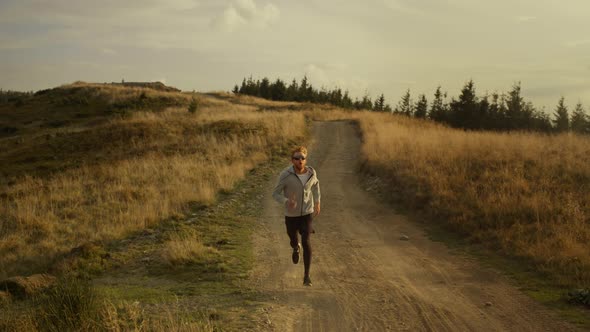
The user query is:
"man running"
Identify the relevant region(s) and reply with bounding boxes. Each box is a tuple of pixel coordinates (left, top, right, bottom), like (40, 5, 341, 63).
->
(272, 146, 321, 286)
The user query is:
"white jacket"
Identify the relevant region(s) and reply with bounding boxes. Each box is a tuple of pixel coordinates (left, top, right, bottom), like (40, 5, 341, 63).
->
(272, 165, 321, 217)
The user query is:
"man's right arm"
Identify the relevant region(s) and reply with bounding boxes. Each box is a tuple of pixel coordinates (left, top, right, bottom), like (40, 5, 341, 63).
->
(272, 173, 289, 205)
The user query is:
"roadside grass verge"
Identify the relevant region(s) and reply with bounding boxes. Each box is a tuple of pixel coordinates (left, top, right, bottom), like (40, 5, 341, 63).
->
(352, 111, 590, 326)
(0, 274, 216, 331)
(89, 152, 296, 330)
(356, 112, 590, 288)
(161, 229, 221, 267)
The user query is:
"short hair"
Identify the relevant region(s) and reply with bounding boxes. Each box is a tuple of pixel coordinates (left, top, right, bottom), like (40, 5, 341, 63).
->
(291, 146, 307, 157)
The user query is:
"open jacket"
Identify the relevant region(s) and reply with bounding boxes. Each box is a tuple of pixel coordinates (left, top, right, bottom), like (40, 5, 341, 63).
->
(272, 165, 321, 217)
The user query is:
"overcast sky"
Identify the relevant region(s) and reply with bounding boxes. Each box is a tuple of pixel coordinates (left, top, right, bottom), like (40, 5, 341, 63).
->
(1, 0, 589, 110)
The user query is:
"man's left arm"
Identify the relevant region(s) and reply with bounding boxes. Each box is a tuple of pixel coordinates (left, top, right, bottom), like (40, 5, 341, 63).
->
(312, 179, 321, 216)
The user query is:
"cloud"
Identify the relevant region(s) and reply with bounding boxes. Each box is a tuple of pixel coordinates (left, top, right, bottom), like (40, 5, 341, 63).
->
(212, 0, 279, 32)
(381, 0, 467, 16)
(516, 15, 536, 22)
(214, 6, 247, 31)
(382, 0, 425, 15)
(0, 0, 200, 20)
(302, 63, 370, 98)
(565, 39, 590, 48)
(101, 48, 117, 55)
(164, 0, 200, 11)
(337, 78, 371, 97)
(0, 39, 31, 50)
(304, 64, 330, 85)
(234, 0, 258, 19)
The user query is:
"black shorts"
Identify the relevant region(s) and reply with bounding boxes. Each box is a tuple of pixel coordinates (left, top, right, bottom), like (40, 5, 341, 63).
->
(285, 213, 315, 234)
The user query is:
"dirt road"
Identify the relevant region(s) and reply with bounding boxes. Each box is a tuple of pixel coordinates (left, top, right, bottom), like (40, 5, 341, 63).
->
(250, 121, 578, 331)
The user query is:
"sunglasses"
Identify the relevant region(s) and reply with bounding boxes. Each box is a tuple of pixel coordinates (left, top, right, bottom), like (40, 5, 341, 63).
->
(292, 156, 306, 161)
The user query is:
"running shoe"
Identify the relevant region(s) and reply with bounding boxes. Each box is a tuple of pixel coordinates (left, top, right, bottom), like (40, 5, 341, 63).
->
(292, 243, 301, 264)
(303, 275, 312, 286)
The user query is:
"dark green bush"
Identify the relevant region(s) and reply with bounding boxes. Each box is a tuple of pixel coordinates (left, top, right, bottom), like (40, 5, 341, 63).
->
(567, 288, 590, 307)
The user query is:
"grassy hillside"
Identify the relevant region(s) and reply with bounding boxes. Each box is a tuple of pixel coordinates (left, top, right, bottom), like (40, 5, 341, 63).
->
(1, 82, 310, 330)
(358, 112, 590, 288)
(0, 83, 306, 278)
(0, 82, 194, 181)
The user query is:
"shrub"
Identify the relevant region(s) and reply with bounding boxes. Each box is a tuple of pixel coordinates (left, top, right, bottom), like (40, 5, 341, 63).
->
(34, 276, 99, 331)
(568, 288, 590, 307)
(188, 97, 199, 114)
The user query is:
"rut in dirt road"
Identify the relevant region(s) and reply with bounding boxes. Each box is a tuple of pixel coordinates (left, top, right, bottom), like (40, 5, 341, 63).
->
(250, 120, 579, 332)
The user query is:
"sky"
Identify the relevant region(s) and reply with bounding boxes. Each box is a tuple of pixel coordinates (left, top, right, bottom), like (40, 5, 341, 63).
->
(1, 0, 589, 111)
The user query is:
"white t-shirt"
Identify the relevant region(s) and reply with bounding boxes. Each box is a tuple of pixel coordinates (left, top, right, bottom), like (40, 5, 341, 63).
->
(296, 169, 311, 185)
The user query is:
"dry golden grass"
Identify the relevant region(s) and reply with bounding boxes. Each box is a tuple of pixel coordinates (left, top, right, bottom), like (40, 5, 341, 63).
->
(304, 107, 362, 121)
(208, 91, 302, 109)
(100, 300, 214, 332)
(0, 98, 305, 278)
(1, 297, 214, 332)
(6, 80, 588, 291)
(355, 111, 590, 287)
(59, 81, 193, 104)
(161, 229, 220, 266)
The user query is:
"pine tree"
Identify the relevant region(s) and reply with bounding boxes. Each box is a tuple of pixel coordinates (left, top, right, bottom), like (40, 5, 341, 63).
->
(571, 102, 588, 134)
(299, 76, 310, 102)
(476, 94, 489, 129)
(286, 79, 298, 101)
(373, 94, 385, 112)
(353, 98, 362, 110)
(505, 82, 525, 129)
(497, 93, 509, 130)
(449, 80, 478, 129)
(395, 90, 413, 116)
(270, 78, 286, 100)
(520, 101, 537, 130)
(487, 92, 503, 130)
(341, 91, 353, 109)
(529, 105, 552, 132)
(239, 78, 247, 94)
(428, 86, 447, 122)
(254, 79, 261, 96)
(245, 76, 257, 95)
(553, 97, 570, 132)
(414, 94, 428, 118)
(259, 77, 271, 99)
(330, 88, 343, 106)
(232, 84, 239, 94)
(360, 94, 373, 110)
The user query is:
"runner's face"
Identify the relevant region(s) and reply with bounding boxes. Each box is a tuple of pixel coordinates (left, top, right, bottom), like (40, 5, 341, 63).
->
(291, 153, 306, 171)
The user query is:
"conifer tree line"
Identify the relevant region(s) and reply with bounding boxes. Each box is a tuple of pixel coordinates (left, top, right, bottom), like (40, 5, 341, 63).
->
(233, 76, 590, 134)
(233, 76, 392, 112)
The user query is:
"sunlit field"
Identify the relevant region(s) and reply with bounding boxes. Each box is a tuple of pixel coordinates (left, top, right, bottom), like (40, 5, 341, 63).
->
(0, 85, 305, 278)
(2, 84, 588, 329)
(353, 112, 590, 287)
